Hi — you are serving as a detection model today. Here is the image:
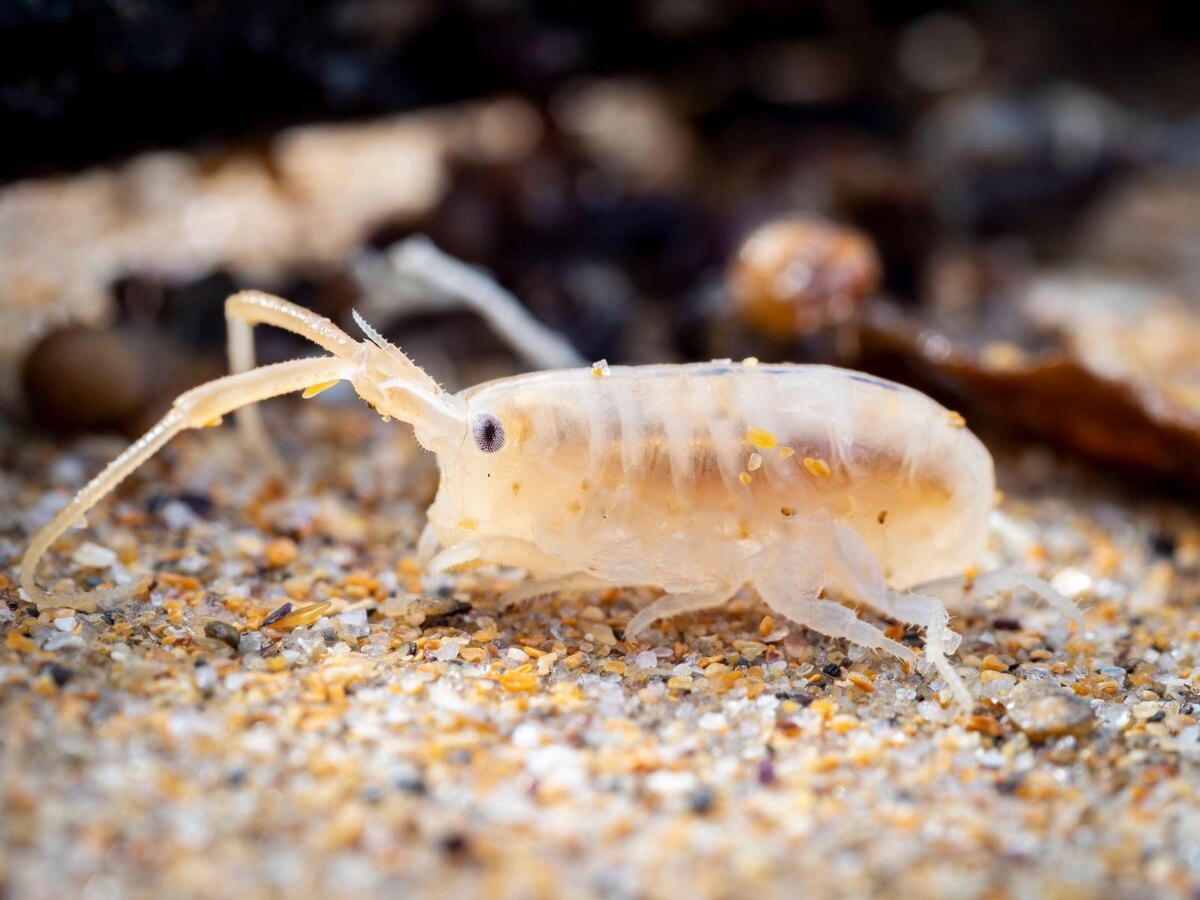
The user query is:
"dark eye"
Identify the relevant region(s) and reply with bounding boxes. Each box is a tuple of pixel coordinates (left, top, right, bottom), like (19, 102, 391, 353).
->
(471, 413, 506, 453)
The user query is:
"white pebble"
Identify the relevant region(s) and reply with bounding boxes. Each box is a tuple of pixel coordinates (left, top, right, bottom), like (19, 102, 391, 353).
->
(646, 769, 699, 796)
(49, 456, 86, 485)
(506, 647, 530, 664)
(72, 541, 117, 569)
(433, 641, 463, 662)
(635, 650, 658, 670)
(339, 607, 368, 628)
(917, 700, 947, 723)
(194, 666, 218, 693)
(44, 631, 84, 652)
(698, 712, 728, 731)
(53, 615, 76, 632)
(1051, 567, 1093, 598)
(161, 500, 198, 532)
(511, 722, 542, 748)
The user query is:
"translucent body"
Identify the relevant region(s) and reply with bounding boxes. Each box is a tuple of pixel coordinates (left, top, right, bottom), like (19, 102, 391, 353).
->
(427, 363, 994, 595)
(23, 288, 1076, 709)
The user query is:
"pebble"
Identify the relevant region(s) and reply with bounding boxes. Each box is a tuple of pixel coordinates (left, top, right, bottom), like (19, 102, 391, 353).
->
(263, 602, 294, 627)
(634, 650, 658, 670)
(413, 595, 473, 624)
(46, 664, 74, 687)
(1007, 681, 1096, 742)
(160, 500, 199, 532)
(21, 326, 149, 432)
(698, 712, 727, 731)
(584, 622, 617, 645)
(204, 620, 241, 650)
(265, 537, 299, 568)
(72, 542, 117, 569)
(729, 215, 882, 338)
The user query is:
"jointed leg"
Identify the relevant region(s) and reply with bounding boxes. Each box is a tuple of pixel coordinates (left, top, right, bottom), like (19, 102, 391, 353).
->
(624, 587, 739, 640)
(427, 541, 488, 573)
(428, 537, 572, 576)
(425, 538, 606, 609)
(922, 602, 973, 709)
(499, 573, 608, 610)
(755, 540, 974, 709)
(824, 522, 963, 654)
(761, 590, 917, 666)
(20, 355, 355, 611)
(913, 567, 1082, 623)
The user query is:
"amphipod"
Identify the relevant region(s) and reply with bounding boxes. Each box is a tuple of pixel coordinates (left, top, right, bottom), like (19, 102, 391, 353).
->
(22, 285, 1079, 708)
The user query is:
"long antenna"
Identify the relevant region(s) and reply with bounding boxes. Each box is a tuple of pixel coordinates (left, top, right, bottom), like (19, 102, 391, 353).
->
(353, 235, 587, 370)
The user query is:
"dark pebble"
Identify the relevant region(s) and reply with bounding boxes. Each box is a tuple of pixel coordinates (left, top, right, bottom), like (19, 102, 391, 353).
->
(146, 493, 215, 517)
(262, 602, 293, 627)
(774, 691, 814, 706)
(689, 787, 715, 814)
(822, 663, 843, 677)
(440, 833, 470, 857)
(418, 596, 472, 626)
(204, 620, 241, 650)
(995, 774, 1024, 795)
(757, 758, 777, 786)
(46, 663, 74, 687)
(993, 618, 1023, 631)
(395, 774, 428, 795)
(1150, 532, 1176, 557)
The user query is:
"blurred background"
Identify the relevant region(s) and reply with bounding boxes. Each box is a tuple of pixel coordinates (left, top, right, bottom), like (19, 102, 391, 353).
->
(4, 0, 1200, 488)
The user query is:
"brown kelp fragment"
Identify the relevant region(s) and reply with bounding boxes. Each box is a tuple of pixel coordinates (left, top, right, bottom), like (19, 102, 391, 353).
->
(861, 274, 1200, 489)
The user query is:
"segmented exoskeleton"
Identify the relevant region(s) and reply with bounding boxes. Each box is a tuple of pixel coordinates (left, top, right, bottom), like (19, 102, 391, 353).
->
(22, 259, 1080, 707)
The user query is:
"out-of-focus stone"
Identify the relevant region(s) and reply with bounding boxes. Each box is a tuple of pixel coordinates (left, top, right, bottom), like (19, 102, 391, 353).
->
(729, 215, 881, 338)
(22, 327, 149, 432)
(1007, 680, 1095, 742)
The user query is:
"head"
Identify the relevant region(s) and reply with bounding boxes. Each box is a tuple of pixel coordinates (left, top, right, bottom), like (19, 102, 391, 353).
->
(350, 314, 541, 543)
(421, 375, 541, 543)
(349, 311, 468, 456)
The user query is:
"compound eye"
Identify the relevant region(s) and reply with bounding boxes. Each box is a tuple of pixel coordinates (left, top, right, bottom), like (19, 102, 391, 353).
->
(471, 413, 506, 453)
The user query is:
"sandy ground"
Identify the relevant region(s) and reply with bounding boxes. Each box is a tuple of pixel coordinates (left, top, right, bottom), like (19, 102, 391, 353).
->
(2, 405, 1199, 899)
